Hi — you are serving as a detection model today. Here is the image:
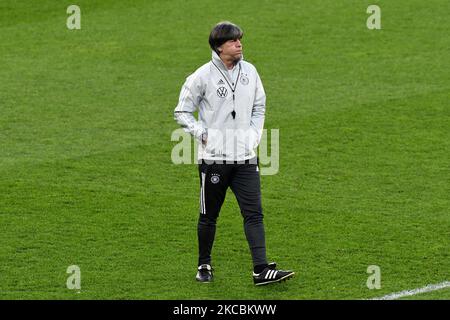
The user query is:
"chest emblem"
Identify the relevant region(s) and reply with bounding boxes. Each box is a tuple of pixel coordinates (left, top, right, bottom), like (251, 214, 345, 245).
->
(217, 86, 228, 98)
(240, 74, 249, 85)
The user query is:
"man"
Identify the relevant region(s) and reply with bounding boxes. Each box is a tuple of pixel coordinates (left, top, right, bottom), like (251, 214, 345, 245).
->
(174, 21, 294, 285)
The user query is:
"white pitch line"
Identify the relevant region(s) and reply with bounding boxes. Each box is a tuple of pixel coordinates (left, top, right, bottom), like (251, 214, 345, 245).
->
(370, 281, 450, 300)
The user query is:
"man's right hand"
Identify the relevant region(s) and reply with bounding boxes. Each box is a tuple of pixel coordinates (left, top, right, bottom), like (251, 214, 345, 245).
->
(201, 132, 208, 146)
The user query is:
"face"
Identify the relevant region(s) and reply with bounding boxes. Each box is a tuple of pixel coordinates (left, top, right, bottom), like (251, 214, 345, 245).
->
(218, 38, 242, 61)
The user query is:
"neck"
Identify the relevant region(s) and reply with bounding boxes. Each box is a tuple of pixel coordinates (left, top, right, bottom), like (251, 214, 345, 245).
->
(220, 55, 236, 70)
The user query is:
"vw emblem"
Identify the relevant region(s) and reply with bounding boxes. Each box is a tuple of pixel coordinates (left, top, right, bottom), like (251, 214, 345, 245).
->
(217, 86, 228, 98)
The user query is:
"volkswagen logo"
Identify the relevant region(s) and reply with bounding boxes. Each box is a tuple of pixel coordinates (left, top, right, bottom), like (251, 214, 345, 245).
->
(217, 86, 228, 98)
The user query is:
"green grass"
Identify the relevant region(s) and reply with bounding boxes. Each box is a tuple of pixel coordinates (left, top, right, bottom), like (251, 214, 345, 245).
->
(0, 0, 449, 299)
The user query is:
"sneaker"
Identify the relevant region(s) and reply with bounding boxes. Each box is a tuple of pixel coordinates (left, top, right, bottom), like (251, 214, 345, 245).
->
(253, 262, 295, 286)
(196, 264, 213, 282)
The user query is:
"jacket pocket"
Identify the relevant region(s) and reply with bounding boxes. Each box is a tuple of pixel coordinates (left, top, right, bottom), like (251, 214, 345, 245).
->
(205, 129, 223, 156)
(233, 128, 258, 158)
(244, 128, 259, 153)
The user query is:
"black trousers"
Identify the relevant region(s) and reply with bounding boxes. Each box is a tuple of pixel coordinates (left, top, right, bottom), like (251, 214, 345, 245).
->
(197, 157, 268, 267)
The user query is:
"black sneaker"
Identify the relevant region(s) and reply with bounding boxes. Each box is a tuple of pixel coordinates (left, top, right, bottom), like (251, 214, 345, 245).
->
(253, 262, 295, 286)
(196, 264, 213, 282)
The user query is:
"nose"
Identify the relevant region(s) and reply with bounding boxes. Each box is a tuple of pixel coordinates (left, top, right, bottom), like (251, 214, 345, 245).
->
(236, 39, 242, 48)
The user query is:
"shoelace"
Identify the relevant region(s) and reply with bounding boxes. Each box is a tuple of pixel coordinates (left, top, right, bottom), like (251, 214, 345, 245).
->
(198, 265, 213, 272)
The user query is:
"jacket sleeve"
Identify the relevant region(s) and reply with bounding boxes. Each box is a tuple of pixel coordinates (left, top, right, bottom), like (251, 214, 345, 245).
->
(173, 73, 206, 142)
(250, 70, 266, 148)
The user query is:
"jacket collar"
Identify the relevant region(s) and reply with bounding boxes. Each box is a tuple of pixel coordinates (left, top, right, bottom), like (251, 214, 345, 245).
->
(211, 51, 243, 73)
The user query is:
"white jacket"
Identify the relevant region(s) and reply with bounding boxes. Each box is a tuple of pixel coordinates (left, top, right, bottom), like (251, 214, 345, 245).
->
(174, 51, 266, 161)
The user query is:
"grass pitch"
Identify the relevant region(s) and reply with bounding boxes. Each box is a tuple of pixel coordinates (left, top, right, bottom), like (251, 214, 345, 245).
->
(0, 0, 449, 299)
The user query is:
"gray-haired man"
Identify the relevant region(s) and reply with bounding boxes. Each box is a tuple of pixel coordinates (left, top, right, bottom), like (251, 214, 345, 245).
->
(174, 21, 294, 285)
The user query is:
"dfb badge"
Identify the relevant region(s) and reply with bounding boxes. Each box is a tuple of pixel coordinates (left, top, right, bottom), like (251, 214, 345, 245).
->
(240, 74, 249, 85)
(211, 174, 220, 184)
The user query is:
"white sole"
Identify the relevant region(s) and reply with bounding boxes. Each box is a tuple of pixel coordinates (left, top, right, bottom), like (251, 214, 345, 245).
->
(254, 272, 295, 286)
(196, 275, 213, 283)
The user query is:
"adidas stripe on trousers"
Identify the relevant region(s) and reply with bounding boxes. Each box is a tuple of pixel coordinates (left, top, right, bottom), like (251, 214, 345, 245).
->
(197, 157, 268, 267)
